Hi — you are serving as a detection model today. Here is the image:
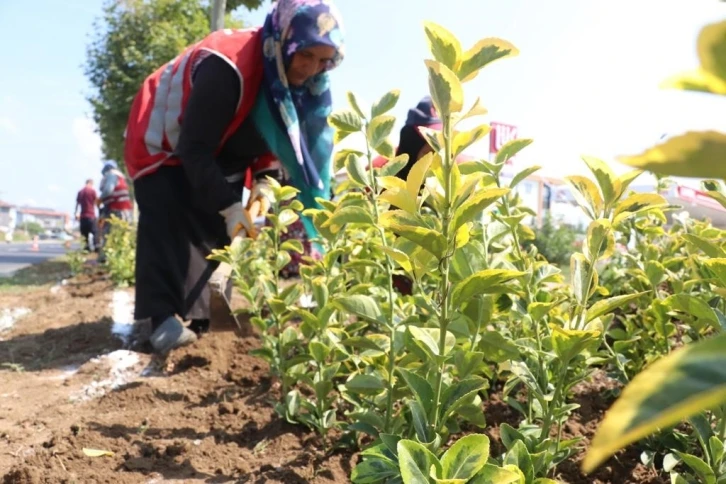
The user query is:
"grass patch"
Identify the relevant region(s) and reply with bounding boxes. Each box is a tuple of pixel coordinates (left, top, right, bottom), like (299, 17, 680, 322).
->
(0, 258, 71, 291)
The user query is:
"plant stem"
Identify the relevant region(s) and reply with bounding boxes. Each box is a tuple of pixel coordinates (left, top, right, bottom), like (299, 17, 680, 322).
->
(363, 123, 398, 433)
(603, 337, 629, 383)
(541, 363, 569, 445)
(432, 114, 454, 432)
(316, 362, 328, 452)
(270, 203, 286, 396)
(470, 296, 484, 349)
(718, 410, 726, 441)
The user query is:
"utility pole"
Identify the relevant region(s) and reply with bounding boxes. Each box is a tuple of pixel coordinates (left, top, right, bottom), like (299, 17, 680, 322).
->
(211, 0, 227, 31)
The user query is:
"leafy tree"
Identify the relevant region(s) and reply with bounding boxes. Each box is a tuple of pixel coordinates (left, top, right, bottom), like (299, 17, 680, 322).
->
(23, 221, 44, 237)
(84, 0, 258, 173)
(528, 213, 579, 265)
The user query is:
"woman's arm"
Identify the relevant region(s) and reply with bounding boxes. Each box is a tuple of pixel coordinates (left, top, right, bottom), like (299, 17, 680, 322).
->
(175, 54, 242, 213)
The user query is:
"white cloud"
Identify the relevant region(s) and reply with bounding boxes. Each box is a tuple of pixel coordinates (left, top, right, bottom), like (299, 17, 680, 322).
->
(0, 117, 17, 134)
(72, 116, 103, 161)
(47, 184, 62, 193)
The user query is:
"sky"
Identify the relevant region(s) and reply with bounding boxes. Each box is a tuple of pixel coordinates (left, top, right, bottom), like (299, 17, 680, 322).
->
(0, 0, 724, 214)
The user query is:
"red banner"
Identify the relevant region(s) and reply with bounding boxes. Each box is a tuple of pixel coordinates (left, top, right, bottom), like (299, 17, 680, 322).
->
(489, 122, 518, 164)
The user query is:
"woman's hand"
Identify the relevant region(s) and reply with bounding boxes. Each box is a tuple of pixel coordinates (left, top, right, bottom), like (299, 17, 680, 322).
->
(246, 178, 272, 219)
(219, 202, 258, 240)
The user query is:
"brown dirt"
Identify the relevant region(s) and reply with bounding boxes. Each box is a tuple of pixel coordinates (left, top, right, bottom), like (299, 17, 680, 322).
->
(0, 261, 666, 483)
(482, 371, 665, 484)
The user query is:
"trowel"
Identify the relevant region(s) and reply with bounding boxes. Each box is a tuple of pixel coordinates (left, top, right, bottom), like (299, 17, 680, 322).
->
(207, 200, 262, 336)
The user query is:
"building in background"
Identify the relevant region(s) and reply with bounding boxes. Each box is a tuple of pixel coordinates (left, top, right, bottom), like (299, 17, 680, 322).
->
(0, 201, 71, 240)
(0, 201, 18, 241)
(16, 207, 70, 231)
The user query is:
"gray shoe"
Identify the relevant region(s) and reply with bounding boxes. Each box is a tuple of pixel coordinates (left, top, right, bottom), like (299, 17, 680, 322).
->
(149, 316, 198, 355)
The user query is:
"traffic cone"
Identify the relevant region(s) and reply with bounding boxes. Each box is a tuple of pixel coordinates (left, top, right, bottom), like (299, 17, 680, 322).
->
(31, 235, 39, 252)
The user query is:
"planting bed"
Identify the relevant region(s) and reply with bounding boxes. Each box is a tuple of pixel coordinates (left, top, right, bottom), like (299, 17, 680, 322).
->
(0, 267, 665, 483)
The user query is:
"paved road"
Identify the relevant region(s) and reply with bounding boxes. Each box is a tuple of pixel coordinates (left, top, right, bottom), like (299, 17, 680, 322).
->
(0, 241, 78, 276)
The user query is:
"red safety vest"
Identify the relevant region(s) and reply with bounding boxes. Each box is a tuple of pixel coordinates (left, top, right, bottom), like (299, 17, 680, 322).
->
(123, 28, 265, 181)
(102, 170, 133, 211)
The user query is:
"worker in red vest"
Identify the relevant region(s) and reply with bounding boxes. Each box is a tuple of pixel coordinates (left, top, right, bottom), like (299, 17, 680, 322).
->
(97, 160, 134, 263)
(123, 0, 345, 354)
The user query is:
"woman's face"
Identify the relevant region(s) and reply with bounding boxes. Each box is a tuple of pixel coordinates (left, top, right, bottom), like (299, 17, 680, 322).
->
(286, 45, 337, 86)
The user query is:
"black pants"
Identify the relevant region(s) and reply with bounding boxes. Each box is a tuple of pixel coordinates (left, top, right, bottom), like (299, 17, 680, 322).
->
(79, 217, 97, 251)
(133, 166, 239, 324)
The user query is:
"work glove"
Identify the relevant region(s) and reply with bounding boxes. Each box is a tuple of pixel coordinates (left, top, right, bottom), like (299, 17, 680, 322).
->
(219, 202, 257, 240)
(245, 177, 272, 219)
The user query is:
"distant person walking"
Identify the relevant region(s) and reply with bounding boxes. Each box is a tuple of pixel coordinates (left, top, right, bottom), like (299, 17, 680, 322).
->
(97, 161, 133, 263)
(75, 179, 98, 252)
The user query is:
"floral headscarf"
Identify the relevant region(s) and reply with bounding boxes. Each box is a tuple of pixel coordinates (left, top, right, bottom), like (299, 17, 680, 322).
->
(260, 0, 345, 213)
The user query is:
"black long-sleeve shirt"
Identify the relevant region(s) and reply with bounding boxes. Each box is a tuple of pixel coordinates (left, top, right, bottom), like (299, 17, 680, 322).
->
(174, 54, 270, 213)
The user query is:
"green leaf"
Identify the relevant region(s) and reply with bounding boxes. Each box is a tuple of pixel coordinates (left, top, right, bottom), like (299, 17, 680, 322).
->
(341, 336, 387, 354)
(379, 245, 413, 273)
(550, 326, 601, 363)
(661, 20, 726, 95)
(368, 115, 397, 151)
(469, 464, 520, 484)
(510, 165, 542, 189)
(441, 434, 490, 480)
(452, 187, 509, 231)
(451, 269, 524, 308)
(615, 170, 645, 199)
(442, 377, 489, 421)
(478, 331, 520, 363)
(345, 374, 387, 396)
(329, 109, 363, 132)
(398, 439, 441, 484)
(275, 251, 292, 271)
(280, 239, 304, 254)
(571, 253, 593, 306)
(614, 193, 669, 218)
(378, 140, 395, 158)
(495, 139, 533, 165)
(453, 125, 491, 158)
(704, 258, 726, 287)
(707, 190, 726, 210)
(583, 332, 726, 473)
(324, 206, 375, 232)
(425, 59, 464, 115)
(675, 451, 716, 484)
(309, 341, 330, 363)
(666, 294, 720, 328)
(683, 234, 726, 258)
(333, 295, 384, 325)
(346, 153, 370, 187)
(565, 175, 603, 219)
(408, 400, 434, 444)
(380, 211, 447, 258)
(618, 131, 726, 179)
(586, 292, 649, 323)
(582, 156, 618, 208)
(458, 97, 489, 123)
(379, 154, 410, 178)
(351, 458, 399, 484)
(409, 326, 456, 357)
(584, 219, 614, 262)
(423, 21, 462, 71)
(710, 436, 725, 467)
(398, 368, 435, 417)
(504, 441, 534, 484)
(458, 37, 519, 82)
(371, 89, 401, 119)
(381, 434, 402, 457)
(347, 91, 367, 119)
